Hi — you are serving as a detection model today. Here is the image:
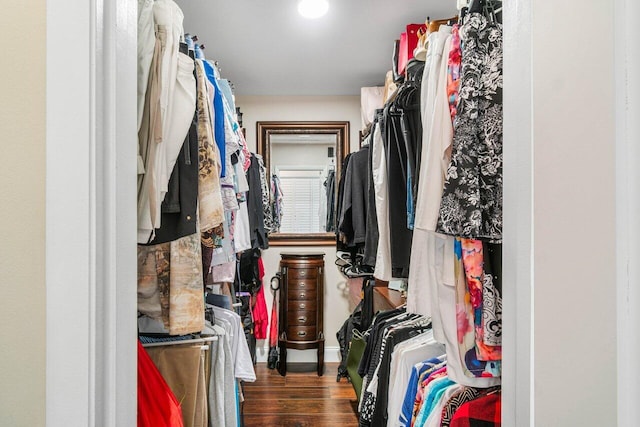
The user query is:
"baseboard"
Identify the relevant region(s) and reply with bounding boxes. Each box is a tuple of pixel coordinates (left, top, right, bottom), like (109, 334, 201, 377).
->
(255, 344, 341, 364)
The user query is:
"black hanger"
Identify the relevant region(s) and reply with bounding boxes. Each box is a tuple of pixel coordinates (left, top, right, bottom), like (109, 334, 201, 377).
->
(487, 0, 503, 24)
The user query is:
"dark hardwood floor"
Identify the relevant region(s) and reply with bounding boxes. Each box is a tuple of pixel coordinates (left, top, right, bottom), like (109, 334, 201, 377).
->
(242, 363, 359, 427)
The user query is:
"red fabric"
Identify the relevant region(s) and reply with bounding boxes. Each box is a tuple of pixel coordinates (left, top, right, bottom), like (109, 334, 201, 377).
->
(258, 255, 265, 281)
(137, 341, 184, 427)
(398, 23, 426, 75)
(450, 392, 501, 427)
(253, 285, 269, 339)
(253, 257, 269, 339)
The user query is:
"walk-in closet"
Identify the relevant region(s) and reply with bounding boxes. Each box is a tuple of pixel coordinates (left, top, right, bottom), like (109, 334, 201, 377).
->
(3, 0, 637, 426)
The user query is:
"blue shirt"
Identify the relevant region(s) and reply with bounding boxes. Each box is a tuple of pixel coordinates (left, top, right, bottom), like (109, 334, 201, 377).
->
(399, 357, 444, 426)
(202, 60, 226, 177)
(415, 377, 456, 426)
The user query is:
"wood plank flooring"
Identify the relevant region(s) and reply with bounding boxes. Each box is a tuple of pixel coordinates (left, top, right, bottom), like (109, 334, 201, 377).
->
(242, 363, 359, 427)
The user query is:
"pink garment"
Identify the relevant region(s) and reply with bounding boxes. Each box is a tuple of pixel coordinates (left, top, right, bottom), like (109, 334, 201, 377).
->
(460, 239, 502, 361)
(253, 286, 269, 340)
(252, 258, 269, 339)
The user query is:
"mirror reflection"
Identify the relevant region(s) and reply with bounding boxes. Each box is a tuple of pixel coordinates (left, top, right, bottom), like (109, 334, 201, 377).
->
(257, 121, 350, 246)
(270, 133, 337, 234)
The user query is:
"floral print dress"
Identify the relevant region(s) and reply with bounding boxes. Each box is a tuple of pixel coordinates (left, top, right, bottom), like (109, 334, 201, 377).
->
(437, 13, 503, 242)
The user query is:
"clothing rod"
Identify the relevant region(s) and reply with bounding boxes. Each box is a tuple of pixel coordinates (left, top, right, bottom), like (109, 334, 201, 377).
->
(141, 336, 218, 348)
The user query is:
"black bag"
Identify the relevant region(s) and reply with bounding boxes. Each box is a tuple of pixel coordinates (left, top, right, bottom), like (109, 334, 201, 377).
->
(236, 248, 261, 294)
(336, 278, 375, 381)
(267, 347, 279, 370)
(336, 301, 363, 381)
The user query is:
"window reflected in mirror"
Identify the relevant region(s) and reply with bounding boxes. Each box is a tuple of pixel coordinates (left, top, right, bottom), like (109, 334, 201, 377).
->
(270, 133, 337, 234)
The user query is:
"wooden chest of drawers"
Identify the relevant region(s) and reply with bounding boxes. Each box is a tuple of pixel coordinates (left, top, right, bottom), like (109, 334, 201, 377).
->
(277, 252, 324, 376)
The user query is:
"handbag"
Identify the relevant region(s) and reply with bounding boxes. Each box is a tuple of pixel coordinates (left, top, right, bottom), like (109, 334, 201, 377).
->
(398, 24, 426, 76)
(346, 329, 367, 402)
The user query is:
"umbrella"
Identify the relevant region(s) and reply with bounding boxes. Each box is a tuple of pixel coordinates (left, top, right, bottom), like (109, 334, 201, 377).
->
(267, 273, 281, 370)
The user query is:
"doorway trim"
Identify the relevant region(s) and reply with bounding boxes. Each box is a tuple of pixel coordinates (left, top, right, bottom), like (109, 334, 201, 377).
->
(502, 0, 534, 425)
(46, 0, 137, 425)
(615, 0, 640, 424)
(44, 0, 640, 424)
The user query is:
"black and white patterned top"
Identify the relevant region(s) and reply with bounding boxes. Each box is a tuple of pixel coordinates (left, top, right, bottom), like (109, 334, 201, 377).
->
(437, 13, 503, 242)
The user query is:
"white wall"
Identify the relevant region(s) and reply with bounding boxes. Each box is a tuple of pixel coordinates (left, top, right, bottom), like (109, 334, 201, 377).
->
(504, 0, 620, 426)
(272, 143, 335, 170)
(615, 1, 640, 425)
(533, 2, 617, 425)
(237, 95, 361, 361)
(0, 2, 46, 426)
(46, 0, 138, 425)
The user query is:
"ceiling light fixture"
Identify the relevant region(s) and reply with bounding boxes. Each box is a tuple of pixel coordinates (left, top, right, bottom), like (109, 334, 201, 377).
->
(298, 0, 329, 19)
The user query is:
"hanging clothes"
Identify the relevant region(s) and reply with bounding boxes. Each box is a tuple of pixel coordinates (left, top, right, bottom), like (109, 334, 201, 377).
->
(194, 59, 225, 232)
(145, 344, 208, 427)
(137, 341, 184, 427)
(437, 13, 504, 242)
(145, 113, 199, 246)
(383, 95, 413, 278)
(270, 174, 284, 233)
(246, 155, 269, 250)
(338, 145, 370, 249)
(252, 257, 269, 340)
(325, 168, 337, 232)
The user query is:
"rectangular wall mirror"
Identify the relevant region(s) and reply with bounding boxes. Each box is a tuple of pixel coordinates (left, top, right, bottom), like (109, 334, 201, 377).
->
(257, 121, 350, 246)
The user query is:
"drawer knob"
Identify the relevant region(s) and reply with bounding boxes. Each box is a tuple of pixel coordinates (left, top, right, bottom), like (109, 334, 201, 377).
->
(297, 331, 307, 337)
(300, 303, 306, 309)
(299, 282, 305, 287)
(300, 293, 306, 298)
(298, 316, 307, 322)
(299, 271, 306, 277)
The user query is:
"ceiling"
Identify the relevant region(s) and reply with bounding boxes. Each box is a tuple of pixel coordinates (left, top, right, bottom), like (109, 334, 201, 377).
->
(176, 0, 458, 96)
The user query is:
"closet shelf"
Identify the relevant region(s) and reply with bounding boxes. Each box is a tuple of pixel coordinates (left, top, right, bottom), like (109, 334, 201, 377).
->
(373, 286, 406, 312)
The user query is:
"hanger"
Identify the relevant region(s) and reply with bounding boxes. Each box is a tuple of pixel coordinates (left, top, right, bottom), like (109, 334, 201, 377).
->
(465, 0, 502, 24)
(486, 0, 503, 24)
(141, 336, 218, 348)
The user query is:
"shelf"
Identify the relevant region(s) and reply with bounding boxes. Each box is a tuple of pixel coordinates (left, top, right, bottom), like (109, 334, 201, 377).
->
(373, 287, 406, 312)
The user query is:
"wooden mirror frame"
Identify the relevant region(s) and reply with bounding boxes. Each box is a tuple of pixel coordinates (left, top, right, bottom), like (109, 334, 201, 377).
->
(257, 121, 350, 246)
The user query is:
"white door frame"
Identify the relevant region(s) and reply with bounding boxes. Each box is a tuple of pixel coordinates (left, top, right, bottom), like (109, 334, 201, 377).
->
(614, 0, 640, 425)
(502, 0, 534, 424)
(46, 0, 137, 425)
(502, 0, 639, 425)
(45, 0, 638, 425)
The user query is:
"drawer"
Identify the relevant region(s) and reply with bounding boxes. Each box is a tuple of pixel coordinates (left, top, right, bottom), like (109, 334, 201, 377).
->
(287, 268, 318, 280)
(288, 299, 317, 312)
(288, 310, 316, 326)
(287, 325, 317, 341)
(288, 278, 317, 291)
(288, 288, 317, 301)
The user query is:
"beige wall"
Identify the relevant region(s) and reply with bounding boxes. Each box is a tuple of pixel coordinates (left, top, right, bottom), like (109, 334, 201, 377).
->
(532, 1, 617, 425)
(237, 95, 361, 359)
(238, 95, 362, 154)
(0, 1, 46, 426)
